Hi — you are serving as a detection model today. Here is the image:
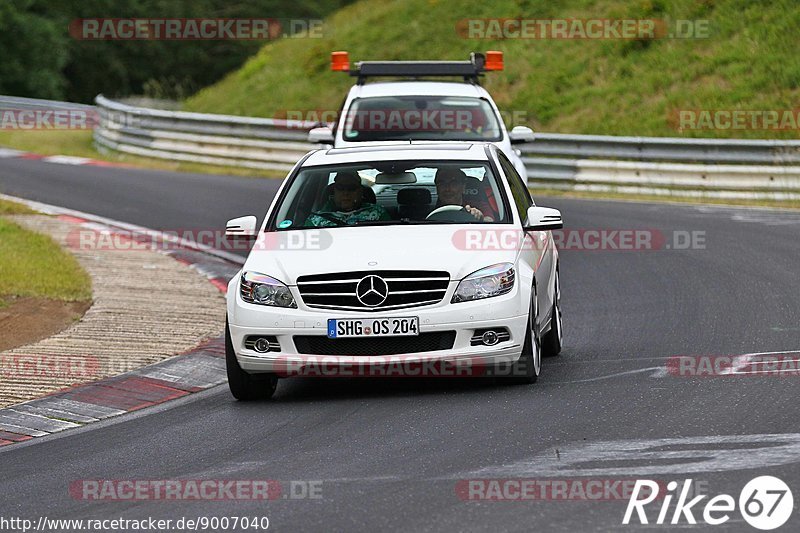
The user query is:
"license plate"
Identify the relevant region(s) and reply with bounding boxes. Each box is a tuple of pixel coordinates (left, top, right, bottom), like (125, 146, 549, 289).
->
(327, 317, 419, 338)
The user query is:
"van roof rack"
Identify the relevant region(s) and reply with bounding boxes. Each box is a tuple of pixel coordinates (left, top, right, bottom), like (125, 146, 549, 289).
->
(331, 51, 503, 85)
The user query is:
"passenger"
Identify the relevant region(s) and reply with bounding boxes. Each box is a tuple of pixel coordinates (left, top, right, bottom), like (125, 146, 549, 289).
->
(433, 168, 494, 222)
(305, 171, 391, 227)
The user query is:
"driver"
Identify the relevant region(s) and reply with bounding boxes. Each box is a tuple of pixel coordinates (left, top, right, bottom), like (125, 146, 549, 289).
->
(305, 171, 391, 227)
(433, 168, 494, 222)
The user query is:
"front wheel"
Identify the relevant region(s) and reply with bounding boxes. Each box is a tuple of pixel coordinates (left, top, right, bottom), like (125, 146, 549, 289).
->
(225, 319, 278, 401)
(500, 288, 541, 384)
(542, 269, 562, 357)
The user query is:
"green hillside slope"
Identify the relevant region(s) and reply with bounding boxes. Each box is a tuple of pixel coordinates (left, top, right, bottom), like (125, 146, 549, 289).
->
(184, 0, 800, 138)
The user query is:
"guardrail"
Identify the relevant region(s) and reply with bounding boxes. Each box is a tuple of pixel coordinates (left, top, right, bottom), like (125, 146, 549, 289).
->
(94, 95, 316, 172)
(0, 95, 96, 112)
(86, 96, 800, 200)
(518, 133, 800, 200)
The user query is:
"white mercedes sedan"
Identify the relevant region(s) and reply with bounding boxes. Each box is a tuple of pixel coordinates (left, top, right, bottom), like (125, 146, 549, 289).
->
(224, 143, 562, 400)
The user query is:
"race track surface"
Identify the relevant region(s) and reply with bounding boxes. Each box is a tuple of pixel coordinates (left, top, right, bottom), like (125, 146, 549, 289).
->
(2, 157, 799, 531)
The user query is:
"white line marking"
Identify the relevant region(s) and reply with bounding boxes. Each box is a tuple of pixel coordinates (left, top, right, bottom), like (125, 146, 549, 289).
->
(717, 350, 800, 375)
(41, 155, 93, 165)
(0, 193, 245, 265)
(731, 369, 800, 375)
(732, 349, 800, 356)
(648, 366, 670, 378)
(461, 433, 800, 478)
(745, 358, 800, 366)
(0, 148, 25, 158)
(548, 367, 663, 384)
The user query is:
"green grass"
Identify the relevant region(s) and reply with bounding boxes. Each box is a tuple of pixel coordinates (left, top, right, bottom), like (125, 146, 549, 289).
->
(0, 215, 92, 307)
(185, 0, 800, 139)
(0, 130, 280, 178)
(0, 198, 36, 215)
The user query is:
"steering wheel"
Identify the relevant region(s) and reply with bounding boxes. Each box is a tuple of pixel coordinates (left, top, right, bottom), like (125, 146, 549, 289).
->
(425, 205, 477, 222)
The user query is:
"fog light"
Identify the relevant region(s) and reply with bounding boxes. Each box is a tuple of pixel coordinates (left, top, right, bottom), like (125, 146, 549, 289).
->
(482, 330, 499, 346)
(253, 338, 271, 353)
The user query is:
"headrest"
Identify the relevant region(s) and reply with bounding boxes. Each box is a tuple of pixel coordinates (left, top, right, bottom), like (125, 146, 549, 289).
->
(397, 187, 432, 205)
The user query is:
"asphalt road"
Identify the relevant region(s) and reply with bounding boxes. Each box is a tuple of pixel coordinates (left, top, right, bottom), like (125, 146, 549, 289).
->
(2, 157, 800, 532)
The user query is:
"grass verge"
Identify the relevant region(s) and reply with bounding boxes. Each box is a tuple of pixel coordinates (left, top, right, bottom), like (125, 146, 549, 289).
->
(0, 130, 281, 178)
(185, 0, 800, 140)
(0, 198, 36, 215)
(0, 203, 92, 309)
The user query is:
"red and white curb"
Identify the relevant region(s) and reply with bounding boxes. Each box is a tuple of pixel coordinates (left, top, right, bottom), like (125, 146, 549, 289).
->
(0, 195, 244, 448)
(0, 147, 129, 167)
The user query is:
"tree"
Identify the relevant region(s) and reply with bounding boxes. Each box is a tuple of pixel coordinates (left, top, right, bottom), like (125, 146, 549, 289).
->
(0, 0, 68, 99)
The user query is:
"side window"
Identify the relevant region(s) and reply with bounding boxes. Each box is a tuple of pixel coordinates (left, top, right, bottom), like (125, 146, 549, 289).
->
(497, 152, 533, 222)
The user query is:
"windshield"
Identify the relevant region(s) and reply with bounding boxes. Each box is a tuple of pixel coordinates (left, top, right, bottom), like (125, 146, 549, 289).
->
(269, 160, 509, 230)
(341, 96, 503, 142)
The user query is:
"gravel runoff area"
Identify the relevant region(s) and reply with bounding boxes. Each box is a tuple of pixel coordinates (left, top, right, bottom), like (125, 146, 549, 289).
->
(0, 214, 226, 408)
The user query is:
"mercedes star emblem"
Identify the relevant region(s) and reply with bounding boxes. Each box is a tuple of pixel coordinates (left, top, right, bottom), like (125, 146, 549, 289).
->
(356, 275, 389, 307)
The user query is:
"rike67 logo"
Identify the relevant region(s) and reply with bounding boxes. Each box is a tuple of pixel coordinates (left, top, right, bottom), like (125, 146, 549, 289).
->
(623, 476, 794, 530)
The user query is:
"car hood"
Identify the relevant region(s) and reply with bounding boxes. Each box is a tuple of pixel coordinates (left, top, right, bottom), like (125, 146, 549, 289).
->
(243, 225, 521, 285)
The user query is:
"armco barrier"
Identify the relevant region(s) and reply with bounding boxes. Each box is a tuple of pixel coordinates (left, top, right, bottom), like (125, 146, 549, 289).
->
(518, 133, 800, 199)
(93, 95, 316, 172)
(5, 94, 800, 200)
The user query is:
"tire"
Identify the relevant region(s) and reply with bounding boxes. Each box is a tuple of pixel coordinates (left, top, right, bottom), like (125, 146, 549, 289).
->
(501, 287, 541, 384)
(225, 319, 278, 401)
(542, 268, 563, 357)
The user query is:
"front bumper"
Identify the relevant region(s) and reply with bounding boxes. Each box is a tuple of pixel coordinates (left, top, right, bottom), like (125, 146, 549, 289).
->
(228, 285, 529, 376)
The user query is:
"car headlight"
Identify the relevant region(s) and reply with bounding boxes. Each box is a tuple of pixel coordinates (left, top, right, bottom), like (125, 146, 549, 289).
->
(452, 263, 515, 303)
(240, 271, 297, 308)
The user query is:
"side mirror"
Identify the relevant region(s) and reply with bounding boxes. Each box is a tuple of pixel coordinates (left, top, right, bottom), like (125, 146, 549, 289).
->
(226, 216, 258, 240)
(523, 206, 562, 231)
(308, 126, 334, 144)
(509, 125, 535, 144)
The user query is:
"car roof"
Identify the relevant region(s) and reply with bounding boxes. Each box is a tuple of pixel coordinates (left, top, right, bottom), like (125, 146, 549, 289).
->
(302, 142, 493, 167)
(349, 81, 490, 99)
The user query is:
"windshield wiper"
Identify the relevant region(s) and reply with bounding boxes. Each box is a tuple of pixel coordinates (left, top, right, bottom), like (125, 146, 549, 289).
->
(354, 218, 445, 226)
(353, 219, 406, 226)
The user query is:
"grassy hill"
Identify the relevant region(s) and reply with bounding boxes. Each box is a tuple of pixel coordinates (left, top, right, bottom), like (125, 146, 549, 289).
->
(184, 0, 800, 138)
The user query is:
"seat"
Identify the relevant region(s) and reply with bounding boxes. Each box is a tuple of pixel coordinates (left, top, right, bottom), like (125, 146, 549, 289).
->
(362, 185, 377, 204)
(463, 177, 498, 220)
(397, 187, 432, 220)
(316, 182, 377, 210)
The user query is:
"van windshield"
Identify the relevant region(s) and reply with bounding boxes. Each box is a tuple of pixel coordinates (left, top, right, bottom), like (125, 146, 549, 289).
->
(270, 160, 509, 230)
(341, 96, 503, 142)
